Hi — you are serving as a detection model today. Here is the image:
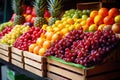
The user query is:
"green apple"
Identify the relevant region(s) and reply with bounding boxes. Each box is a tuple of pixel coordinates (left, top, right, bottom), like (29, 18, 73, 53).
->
(82, 15, 88, 20)
(114, 15, 120, 23)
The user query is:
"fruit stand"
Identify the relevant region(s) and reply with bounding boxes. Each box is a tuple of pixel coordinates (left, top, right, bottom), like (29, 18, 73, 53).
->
(0, 0, 120, 80)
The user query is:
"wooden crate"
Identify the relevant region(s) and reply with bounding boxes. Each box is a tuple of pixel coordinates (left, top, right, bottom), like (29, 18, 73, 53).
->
(47, 59, 120, 80)
(77, 2, 102, 10)
(11, 47, 24, 68)
(0, 43, 11, 62)
(47, 46, 120, 80)
(23, 51, 47, 77)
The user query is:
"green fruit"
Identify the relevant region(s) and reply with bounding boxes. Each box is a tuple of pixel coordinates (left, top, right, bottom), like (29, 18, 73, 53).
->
(82, 15, 88, 20)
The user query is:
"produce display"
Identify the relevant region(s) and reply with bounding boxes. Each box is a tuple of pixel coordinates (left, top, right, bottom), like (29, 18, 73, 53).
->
(0, 25, 30, 45)
(14, 27, 45, 50)
(45, 29, 120, 67)
(0, 0, 120, 70)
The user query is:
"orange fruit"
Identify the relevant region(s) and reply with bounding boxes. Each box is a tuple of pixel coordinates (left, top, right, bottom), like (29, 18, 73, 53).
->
(89, 24, 97, 32)
(25, 15, 32, 22)
(67, 18, 74, 24)
(42, 40, 51, 49)
(55, 20, 61, 25)
(33, 46, 41, 54)
(90, 10, 98, 18)
(36, 38, 45, 46)
(29, 44, 37, 53)
(45, 32, 54, 40)
(98, 24, 106, 30)
(51, 33, 61, 42)
(94, 15, 103, 25)
(108, 8, 119, 17)
(39, 48, 47, 56)
(103, 16, 114, 25)
(86, 17, 94, 26)
(98, 8, 108, 17)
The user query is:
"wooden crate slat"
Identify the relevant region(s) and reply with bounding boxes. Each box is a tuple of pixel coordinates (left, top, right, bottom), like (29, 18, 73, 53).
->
(0, 43, 10, 50)
(47, 58, 85, 75)
(24, 51, 43, 62)
(11, 59, 23, 68)
(11, 53, 22, 62)
(86, 62, 120, 76)
(0, 49, 9, 56)
(47, 72, 69, 80)
(48, 64, 85, 80)
(0, 54, 9, 62)
(25, 64, 42, 77)
(24, 58, 42, 70)
(11, 47, 23, 56)
(87, 70, 120, 80)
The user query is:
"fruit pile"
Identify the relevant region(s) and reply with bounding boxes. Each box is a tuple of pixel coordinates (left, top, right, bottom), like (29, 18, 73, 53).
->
(13, 27, 45, 50)
(0, 27, 13, 39)
(0, 25, 30, 45)
(0, 21, 13, 31)
(85, 8, 120, 32)
(62, 9, 90, 19)
(45, 28, 120, 67)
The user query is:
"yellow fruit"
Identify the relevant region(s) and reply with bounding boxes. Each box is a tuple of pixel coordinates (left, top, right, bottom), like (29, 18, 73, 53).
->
(67, 18, 74, 24)
(36, 38, 45, 46)
(89, 24, 97, 32)
(39, 48, 46, 56)
(42, 40, 51, 49)
(80, 20, 86, 26)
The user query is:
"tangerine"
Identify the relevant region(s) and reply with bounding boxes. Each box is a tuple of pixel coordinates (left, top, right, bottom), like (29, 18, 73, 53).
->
(98, 8, 108, 17)
(108, 8, 119, 17)
(90, 10, 98, 18)
(28, 44, 37, 53)
(33, 46, 41, 54)
(103, 16, 114, 25)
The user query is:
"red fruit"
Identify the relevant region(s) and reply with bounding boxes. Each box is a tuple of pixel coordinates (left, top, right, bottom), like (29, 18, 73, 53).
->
(32, 8, 36, 17)
(108, 8, 119, 17)
(31, 17, 36, 23)
(44, 10, 51, 18)
(98, 8, 108, 17)
(86, 17, 94, 26)
(103, 16, 114, 25)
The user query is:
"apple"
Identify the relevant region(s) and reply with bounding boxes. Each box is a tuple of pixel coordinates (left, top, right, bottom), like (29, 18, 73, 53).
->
(82, 15, 88, 20)
(114, 15, 120, 23)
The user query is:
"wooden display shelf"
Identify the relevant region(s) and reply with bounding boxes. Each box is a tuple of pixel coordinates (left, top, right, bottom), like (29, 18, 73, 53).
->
(0, 43, 11, 62)
(23, 51, 47, 77)
(11, 47, 24, 68)
(47, 46, 120, 80)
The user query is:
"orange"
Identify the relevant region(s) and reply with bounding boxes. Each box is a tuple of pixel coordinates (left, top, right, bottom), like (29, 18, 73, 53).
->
(39, 48, 47, 56)
(108, 8, 119, 17)
(42, 40, 51, 49)
(98, 24, 106, 30)
(55, 20, 61, 25)
(45, 32, 54, 40)
(51, 33, 61, 42)
(90, 10, 98, 18)
(33, 46, 41, 54)
(36, 38, 45, 46)
(103, 16, 114, 25)
(67, 18, 74, 24)
(94, 15, 103, 25)
(25, 15, 32, 22)
(28, 44, 37, 53)
(86, 17, 94, 27)
(98, 8, 108, 17)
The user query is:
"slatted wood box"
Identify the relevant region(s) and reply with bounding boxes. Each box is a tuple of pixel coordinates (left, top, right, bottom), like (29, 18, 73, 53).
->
(11, 47, 24, 68)
(23, 51, 47, 77)
(0, 43, 11, 62)
(47, 46, 120, 80)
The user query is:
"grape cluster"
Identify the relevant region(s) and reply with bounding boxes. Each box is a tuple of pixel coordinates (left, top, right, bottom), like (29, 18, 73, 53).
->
(13, 27, 46, 51)
(0, 27, 13, 39)
(45, 29, 120, 67)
